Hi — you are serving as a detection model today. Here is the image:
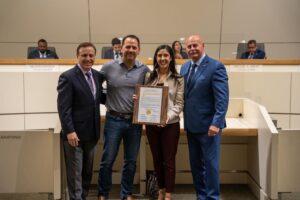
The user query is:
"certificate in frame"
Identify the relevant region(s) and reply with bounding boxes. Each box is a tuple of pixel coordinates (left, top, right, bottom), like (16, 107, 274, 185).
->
(133, 85, 168, 125)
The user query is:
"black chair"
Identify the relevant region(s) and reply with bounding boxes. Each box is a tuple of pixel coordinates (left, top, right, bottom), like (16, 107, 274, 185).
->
(236, 43, 265, 59)
(27, 46, 57, 58)
(101, 46, 113, 59)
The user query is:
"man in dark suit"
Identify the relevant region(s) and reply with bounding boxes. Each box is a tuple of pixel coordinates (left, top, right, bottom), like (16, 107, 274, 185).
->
(241, 39, 266, 59)
(180, 35, 229, 200)
(28, 39, 59, 59)
(57, 42, 105, 200)
(103, 37, 121, 60)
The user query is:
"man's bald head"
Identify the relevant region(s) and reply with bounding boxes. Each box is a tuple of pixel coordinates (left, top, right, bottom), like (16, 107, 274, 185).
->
(185, 35, 205, 62)
(186, 35, 204, 44)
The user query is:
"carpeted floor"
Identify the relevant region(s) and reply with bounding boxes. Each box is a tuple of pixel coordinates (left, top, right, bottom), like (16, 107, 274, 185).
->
(1, 184, 299, 200)
(85, 184, 257, 200)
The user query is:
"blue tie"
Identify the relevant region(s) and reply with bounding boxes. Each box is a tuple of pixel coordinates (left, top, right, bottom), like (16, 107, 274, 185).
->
(85, 71, 95, 99)
(187, 63, 197, 88)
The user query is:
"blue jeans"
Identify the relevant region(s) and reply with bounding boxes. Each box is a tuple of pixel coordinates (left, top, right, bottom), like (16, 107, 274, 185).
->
(98, 112, 142, 199)
(187, 132, 221, 200)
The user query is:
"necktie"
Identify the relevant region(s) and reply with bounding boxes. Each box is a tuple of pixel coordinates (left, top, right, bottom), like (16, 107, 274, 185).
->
(187, 63, 197, 88)
(85, 71, 95, 99)
(115, 52, 119, 60)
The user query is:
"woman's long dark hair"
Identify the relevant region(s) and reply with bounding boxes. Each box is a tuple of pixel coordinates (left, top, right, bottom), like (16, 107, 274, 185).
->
(171, 40, 183, 53)
(148, 45, 179, 84)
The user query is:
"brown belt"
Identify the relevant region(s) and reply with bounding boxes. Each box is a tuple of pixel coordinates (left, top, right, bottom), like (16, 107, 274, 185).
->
(108, 110, 133, 120)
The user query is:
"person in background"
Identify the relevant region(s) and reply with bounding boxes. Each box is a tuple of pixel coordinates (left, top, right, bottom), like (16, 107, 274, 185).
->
(180, 35, 229, 200)
(142, 44, 184, 200)
(103, 37, 122, 60)
(28, 38, 59, 59)
(172, 40, 188, 59)
(241, 39, 266, 59)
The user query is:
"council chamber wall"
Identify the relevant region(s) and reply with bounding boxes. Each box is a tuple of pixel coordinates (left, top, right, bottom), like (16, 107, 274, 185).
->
(0, 0, 299, 59)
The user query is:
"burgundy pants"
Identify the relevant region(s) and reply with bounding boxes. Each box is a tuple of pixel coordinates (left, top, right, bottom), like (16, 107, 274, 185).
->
(146, 122, 180, 192)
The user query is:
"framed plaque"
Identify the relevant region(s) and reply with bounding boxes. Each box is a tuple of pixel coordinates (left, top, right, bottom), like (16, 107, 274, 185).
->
(133, 85, 168, 125)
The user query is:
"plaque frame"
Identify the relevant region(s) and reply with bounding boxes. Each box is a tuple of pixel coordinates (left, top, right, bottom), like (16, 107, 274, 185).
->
(133, 85, 168, 125)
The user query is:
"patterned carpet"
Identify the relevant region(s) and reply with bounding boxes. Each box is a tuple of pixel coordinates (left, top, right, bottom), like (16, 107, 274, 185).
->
(85, 184, 257, 200)
(1, 185, 299, 200)
(0, 184, 255, 200)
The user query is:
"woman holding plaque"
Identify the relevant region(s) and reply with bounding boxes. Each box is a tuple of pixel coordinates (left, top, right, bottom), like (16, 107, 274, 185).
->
(145, 45, 184, 200)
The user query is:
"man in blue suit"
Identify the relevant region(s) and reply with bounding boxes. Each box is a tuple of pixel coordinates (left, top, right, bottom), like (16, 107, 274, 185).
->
(103, 37, 121, 60)
(28, 39, 59, 59)
(180, 35, 229, 200)
(241, 39, 266, 59)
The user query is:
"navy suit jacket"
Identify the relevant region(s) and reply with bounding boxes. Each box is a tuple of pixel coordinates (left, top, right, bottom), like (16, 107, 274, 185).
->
(180, 55, 229, 133)
(241, 49, 265, 59)
(57, 65, 106, 142)
(28, 49, 59, 59)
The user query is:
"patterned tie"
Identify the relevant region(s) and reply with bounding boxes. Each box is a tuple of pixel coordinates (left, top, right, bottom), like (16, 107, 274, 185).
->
(187, 63, 197, 88)
(85, 71, 95, 99)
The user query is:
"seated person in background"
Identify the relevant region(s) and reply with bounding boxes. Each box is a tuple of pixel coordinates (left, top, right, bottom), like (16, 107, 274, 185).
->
(241, 39, 266, 59)
(28, 39, 59, 59)
(103, 37, 121, 60)
(172, 40, 188, 59)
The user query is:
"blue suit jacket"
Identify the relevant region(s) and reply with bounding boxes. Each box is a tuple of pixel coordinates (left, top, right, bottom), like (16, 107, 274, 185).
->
(241, 49, 265, 59)
(180, 55, 229, 133)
